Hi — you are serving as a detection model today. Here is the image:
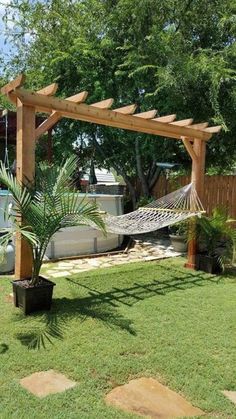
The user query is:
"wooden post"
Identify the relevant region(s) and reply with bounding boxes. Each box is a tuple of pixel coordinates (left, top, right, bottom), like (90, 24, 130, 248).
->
(185, 138, 206, 269)
(15, 100, 36, 279)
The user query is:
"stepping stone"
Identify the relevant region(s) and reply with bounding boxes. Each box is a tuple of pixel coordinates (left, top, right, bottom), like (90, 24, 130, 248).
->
(53, 266, 74, 271)
(57, 262, 75, 267)
(50, 270, 71, 278)
(105, 377, 204, 418)
(222, 390, 236, 405)
(20, 370, 77, 398)
(143, 256, 159, 261)
(88, 259, 101, 267)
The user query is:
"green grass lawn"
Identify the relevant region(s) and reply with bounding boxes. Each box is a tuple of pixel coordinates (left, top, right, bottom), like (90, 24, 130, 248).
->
(0, 258, 236, 418)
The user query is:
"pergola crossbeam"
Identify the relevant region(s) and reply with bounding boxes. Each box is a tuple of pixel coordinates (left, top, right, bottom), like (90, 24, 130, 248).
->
(8, 88, 212, 141)
(171, 118, 193, 126)
(37, 83, 58, 96)
(1, 74, 25, 95)
(91, 98, 114, 109)
(114, 104, 137, 114)
(188, 122, 209, 130)
(204, 125, 222, 133)
(135, 109, 157, 119)
(154, 114, 176, 123)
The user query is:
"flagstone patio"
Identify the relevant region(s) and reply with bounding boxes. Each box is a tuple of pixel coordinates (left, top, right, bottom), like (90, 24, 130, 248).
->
(44, 235, 182, 278)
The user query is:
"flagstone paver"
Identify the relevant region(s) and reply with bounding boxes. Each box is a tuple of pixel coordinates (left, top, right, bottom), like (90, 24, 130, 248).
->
(222, 390, 236, 405)
(44, 234, 182, 278)
(20, 370, 77, 398)
(50, 271, 71, 278)
(105, 377, 204, 418)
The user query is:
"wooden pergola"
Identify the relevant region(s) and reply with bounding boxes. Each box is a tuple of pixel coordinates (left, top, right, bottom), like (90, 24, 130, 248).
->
(1, 74, 221, 279)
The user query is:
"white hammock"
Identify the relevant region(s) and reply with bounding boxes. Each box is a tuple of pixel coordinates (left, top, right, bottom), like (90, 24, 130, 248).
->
(103, 183, 204, 235)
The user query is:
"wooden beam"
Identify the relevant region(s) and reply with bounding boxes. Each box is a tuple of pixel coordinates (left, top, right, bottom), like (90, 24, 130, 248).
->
(204, 125, 222, 133)
(15, 100, 35, 279)
(37, 83, 58, 96)
(134, 110, 157, 119)
(114, 104, 137, 114)
(181, 137, 198, 163)
(9, 89, 212, 140)
(188, 122, 208, 130)
(35, 111, 61, 140)
(35, 91, 89, 140)
(1, 74, 25, 95)
(153, 114, 176, 123)
(171, 118, 193, 126)
(91, 98, 114, 109)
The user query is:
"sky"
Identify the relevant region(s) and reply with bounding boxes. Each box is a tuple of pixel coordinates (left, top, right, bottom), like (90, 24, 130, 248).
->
(0, 0, 15, 62)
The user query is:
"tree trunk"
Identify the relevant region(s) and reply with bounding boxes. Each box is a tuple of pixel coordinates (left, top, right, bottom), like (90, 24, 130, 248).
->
(135, 137, 149, 197)
(149, 167, 162, 191)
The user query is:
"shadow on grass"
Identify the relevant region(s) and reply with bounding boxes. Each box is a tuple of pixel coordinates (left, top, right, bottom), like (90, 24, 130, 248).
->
(15, 313, 65, 350)
(15, 299, 136, 350)
(66, 265, 219, 308)
(0, 343, 9, 354)
(15, 263, 219, 350)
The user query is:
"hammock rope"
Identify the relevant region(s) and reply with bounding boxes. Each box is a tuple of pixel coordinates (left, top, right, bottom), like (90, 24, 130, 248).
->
(102, 183, 204, 235)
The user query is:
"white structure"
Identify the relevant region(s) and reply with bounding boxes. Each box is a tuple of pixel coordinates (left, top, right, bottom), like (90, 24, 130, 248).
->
(0, 191, 123, 260)
(0, 191, 12, 229)
(46, 193, 123, 259)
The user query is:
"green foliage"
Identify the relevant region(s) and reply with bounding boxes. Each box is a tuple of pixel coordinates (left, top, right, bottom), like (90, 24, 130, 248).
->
(1, 0, 236, 200)
(195, 207, 236, 264)
(136, 195, 155, 208)
(0, 156, 105, 285)
(169, 220, 188, 236)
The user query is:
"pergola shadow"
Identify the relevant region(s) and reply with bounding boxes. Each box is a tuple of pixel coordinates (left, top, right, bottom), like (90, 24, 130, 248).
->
(15, 265, 219, 350)
(66, 266, 218, 309)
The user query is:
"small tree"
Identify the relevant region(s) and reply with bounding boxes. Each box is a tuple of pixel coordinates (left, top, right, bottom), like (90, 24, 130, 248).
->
(0, 156, 105, 285)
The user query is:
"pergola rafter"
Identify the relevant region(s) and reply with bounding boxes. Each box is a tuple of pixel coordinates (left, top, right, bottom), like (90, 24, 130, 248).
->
(1, 74, 222, 277)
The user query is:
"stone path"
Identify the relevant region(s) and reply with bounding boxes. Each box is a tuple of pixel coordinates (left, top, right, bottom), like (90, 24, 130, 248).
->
(105, 377, 204, 418)
(44, 234, 182, 279)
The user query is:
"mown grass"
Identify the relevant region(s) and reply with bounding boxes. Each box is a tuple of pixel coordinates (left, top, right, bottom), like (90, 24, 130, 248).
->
(0, 258, 236, 418)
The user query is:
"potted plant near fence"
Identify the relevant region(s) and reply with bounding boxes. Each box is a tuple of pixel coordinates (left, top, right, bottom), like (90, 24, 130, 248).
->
(194, 208, 236, 274)
(169, 220, 188, 253)
(0, 156, 105, 315)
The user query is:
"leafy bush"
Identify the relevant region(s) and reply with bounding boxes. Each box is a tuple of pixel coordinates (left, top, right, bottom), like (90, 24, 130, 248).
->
(195, 207, 236, 265)
(136, 196, 155, 208)
(169, 221, 188, 236)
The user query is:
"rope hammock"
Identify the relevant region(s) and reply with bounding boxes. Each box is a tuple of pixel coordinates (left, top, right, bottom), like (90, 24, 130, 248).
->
(102, 183, 204, 236)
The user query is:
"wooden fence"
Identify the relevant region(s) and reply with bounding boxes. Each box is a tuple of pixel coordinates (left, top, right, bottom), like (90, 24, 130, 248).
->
(152, 175, 236, 218)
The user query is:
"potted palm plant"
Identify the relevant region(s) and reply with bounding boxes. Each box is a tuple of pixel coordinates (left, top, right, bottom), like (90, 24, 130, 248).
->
(0, 156, 105, 314)
(194, 208, 236, 274)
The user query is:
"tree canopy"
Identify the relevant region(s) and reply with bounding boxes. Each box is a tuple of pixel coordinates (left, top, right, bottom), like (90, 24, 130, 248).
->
(1, 0, 236, 204)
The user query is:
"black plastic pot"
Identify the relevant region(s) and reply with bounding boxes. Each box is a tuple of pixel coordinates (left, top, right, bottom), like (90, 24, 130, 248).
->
(12, 276, 56, 315)
(196, 254, 222, 274)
